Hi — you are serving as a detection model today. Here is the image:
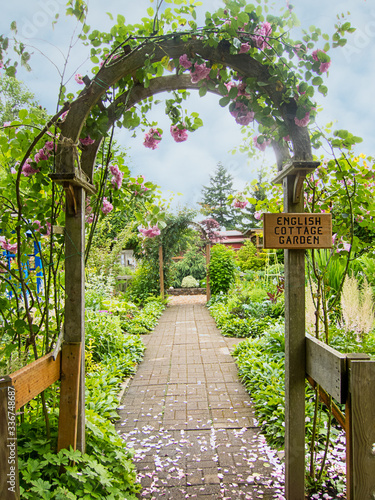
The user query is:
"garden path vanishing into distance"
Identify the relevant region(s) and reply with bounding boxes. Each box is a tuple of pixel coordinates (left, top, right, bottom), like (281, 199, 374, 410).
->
(116, 296, 285, 499)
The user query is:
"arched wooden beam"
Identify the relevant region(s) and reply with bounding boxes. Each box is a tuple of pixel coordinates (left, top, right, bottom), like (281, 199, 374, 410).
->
(80, 73, 291, 180)
(58, 36, 312, 182)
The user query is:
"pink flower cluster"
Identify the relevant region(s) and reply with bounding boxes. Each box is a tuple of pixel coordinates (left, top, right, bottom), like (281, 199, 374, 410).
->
(230, 101, 255, 126)
(312, 49, 331, 74)
(233, 197, 248, 209)
(0, 236, 17, 254)
(253, 136, 271, 151)
(170, 124, 188, 143)
(22, 158, 39, 177)
(144, 128, 162, 150)
(79, 136, 95, 146)
(294, 112, 310, 128)
(139, 225, 161, 238)
(101, 197, 113, 215)
(179, 55, 211, 84)
(252, 21, 272, 51)
(109, 164, 123, 190)
(254, 211, 263, 220)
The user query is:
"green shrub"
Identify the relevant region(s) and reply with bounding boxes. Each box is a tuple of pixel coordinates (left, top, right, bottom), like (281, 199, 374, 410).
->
(171, 247, 207, 287)
(125, 261, 160, 304)
(208, 244, 237, 295)
(181, 275, 199, 288)
(236, 241, 268, 271)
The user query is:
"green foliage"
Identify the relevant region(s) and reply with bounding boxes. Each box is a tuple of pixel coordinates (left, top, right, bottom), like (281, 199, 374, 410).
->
(18, 301, 146, 499)
(232, 327, 340, 453)
(181, 275, 199, 288)
(208, 244, 237, 295)
(125, 261, 160, 304)
(170, 246, 206, 287)
(18, 410, 140, 500)
(236, 240, 268, 271)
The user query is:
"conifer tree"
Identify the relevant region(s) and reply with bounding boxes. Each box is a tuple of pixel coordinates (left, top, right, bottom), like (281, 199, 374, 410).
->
(199, 163, 239, 230)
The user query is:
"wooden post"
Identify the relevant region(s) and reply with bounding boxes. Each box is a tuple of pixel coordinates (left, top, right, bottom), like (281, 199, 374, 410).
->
(159, 245, 164, 299)
(345, 355, 375, 500)
(61, 186, 86, 452)
(0, 379, 19, 500)
(283, 174, 306, 499)
(57, 343, 82, 452)
(206, 243, 211, 301)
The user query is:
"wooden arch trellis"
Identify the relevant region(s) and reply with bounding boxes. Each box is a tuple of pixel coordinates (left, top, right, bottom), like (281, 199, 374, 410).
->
(52, 35, 315, 500)
(1, 33, 374, 500)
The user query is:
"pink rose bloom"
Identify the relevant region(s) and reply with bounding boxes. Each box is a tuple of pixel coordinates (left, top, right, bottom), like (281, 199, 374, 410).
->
(343, 242, 351, 252)
(170, 125, 188, 143)
(79, 136, 95, 146)
(101, 197, 113, 215)
(294, 112, 310, 127)
(44, 140, 54, 151)
(230, 101, 254, 126)
(254, 211, 262, 220)
(190, 63, 211, 83)
(74, 74, 84, 84)
(22, 160, 39, 177)
(252, 21, 272, 51)
(144, 128, 162, 150)
(0, 237, 17, 254)
(253, 136, 271, 151)
(239, 43, 251, 54)
(139, 225, 161, 238)
(233, 199, 248, 209)
(312, 49, 331, 73)
(179, 54, 192, 69)
(109, 164, 123, 190)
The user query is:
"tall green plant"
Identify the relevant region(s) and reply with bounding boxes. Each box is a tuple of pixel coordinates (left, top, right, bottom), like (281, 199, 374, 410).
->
(208, 244, 237, 295)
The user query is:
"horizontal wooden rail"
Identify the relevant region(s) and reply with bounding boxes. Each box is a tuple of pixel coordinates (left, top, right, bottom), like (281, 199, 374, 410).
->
(305, 333, 347, 403)
(3, 351, 62, 411)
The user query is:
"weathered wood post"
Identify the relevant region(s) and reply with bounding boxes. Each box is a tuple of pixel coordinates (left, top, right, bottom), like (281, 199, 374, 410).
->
(271, 161, 320, 499)
(345, 354, 375, 499)
(205, 243, 211, 302)
(0, 378, 19, 500)
(159, 244, 164, 300)
(58, 186, 86, 452)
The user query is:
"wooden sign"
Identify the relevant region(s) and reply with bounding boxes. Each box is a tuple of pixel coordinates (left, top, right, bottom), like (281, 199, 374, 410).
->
(263, 213, 332, 249)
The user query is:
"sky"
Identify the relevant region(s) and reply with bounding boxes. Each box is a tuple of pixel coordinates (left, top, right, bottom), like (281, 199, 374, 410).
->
(1, 0, 374, 211)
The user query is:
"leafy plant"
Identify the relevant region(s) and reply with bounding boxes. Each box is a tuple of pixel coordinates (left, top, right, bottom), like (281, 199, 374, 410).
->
(181, 275, 199, 288)
(208, 244, 237, 295)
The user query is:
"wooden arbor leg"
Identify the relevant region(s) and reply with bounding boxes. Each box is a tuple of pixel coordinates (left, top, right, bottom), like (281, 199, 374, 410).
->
(58, 186, 86, 452)
(206, 243, 211, 302)
(283, 175, 306, 499)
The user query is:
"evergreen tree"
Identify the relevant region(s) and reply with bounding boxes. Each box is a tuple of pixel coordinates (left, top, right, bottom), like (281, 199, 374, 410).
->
(199, 163, 239, 230)
(236, 170, 267, 232)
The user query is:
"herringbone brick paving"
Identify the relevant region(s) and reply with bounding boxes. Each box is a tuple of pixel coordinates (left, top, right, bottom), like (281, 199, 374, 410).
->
(116, 299, 284, 499)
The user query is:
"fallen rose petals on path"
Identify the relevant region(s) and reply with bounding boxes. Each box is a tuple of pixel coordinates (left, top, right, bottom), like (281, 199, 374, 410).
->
(116, 302, 285, 498)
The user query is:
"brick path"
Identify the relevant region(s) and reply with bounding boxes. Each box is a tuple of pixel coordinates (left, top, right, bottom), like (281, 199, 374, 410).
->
(116, 302, 284, 499)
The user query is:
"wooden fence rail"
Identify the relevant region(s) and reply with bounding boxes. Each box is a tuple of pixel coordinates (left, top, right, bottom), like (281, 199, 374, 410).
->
(306, 334, 375, 500)
(0, 344, 81, 500)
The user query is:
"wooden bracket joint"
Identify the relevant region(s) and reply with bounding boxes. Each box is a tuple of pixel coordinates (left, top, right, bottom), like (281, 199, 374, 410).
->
(293, 171, 306, 204)
(64, 183, 77, 215)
